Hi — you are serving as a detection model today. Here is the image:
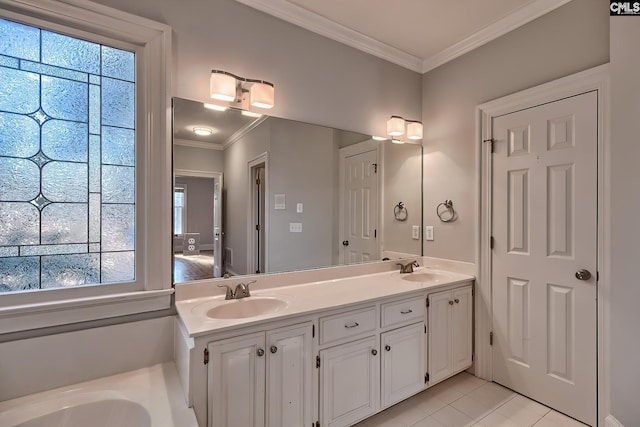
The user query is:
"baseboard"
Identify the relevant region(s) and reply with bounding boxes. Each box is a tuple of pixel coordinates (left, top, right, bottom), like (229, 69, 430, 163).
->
(606, 415, 624, 427)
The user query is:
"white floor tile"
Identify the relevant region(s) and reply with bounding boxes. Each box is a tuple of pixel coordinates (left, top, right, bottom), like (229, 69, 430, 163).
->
(477, 410, 521, 427)
(411, 416, 447, 427)
(414, 393, 449, 415)
(534, 410, 589, 427)
(466, 382, 516, 409)
(450, 395, 496, 420)
(431, 405, 475, 427)
(493, 394, 550, 426)
(387, 400, 430, 426)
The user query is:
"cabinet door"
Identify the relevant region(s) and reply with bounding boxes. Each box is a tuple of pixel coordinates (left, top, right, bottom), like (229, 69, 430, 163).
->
(451, 286, 473, 372)
(266, 323, 313, 427)
(320, 336, 379, 427)
(428, 290, 453, 384)
(381, 323, 426, 408)
(208, 333, 266, 427)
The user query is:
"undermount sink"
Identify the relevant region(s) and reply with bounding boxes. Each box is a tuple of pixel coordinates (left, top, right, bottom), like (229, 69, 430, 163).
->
(401, 271, 452, 283)
(205, 297, 288, 319)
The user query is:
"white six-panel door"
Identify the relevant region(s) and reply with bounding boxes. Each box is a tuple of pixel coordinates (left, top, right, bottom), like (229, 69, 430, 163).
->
(491, 91, 597, 425)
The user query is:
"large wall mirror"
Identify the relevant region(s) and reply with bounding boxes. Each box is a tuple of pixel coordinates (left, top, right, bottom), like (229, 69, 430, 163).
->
(172, 97, 423, 284)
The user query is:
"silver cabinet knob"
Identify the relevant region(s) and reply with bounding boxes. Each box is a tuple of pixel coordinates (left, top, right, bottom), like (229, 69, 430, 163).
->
(270, 346, 277, 354)
(385, 345, 391, 351)
(371, 349, 377, 356)
(575, 269, 592, 281)
(454, 298, 460, 304)
(448, 300, 454, 305)
(257, 348, 265, 357)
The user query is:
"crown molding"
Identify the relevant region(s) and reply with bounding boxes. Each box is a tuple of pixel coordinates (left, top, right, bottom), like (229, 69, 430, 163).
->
(234, 0, 571, 75)
(421, 0, 573, 73)
(234, 0, 423, 72)
(223, 115, 269, 149)
(173, 138, 224, 150)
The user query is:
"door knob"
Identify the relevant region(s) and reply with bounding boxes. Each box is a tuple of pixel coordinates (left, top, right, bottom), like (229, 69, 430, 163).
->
(575, 269, 592, 281)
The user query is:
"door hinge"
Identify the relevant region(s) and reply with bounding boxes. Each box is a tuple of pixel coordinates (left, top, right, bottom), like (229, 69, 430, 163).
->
(316, 355, 321, 368)
(374, 229, 377, 238)
(490, 331, 494, 346)
(597, 271, 600, 281)
(312, 324, 315, 338)
(204, 348, 209, 365)
(373, 163, 378, 174)
(425, 372, 429, 383)
(426, 298, 430, 308)
(483, 138, 495, 153)
(472, 353, 475, 362)
(256, 224, 260, 231)
(490, 236, 495, 249)
(424, 324, 427, 334)
(256, 178, 261, 185)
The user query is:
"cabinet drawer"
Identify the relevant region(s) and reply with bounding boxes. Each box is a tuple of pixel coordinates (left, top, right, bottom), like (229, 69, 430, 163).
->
(381, 296, 425, 328)
(319, 306, 376, 345)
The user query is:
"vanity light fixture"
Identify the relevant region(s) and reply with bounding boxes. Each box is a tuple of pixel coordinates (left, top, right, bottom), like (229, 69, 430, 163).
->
(386, 115, 423, 140)
(210, 69, 275, 110)
(391, 138, 405, 144)
(193, 127, 213, 136)
(372, 136, 387, 141)
(241, 110, 263, 118)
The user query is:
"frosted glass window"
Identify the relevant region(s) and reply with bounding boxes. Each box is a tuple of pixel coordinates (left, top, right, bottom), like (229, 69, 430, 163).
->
(0, 18, 136, 293)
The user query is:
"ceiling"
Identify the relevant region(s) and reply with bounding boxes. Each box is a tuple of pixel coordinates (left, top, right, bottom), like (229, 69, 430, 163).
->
(234, 0, 572, 73)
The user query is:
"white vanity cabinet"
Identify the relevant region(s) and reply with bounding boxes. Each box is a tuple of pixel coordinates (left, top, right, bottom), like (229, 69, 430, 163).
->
(207, 322, 313, 427)
(427, 285, 473, 385)
(381, 322, 426, 408)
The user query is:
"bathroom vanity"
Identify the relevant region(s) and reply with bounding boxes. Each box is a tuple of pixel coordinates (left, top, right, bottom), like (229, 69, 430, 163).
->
(174, 264, 474, 427)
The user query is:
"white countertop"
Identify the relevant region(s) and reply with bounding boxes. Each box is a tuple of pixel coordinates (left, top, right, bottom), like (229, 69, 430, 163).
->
(176, 267, 475, 338)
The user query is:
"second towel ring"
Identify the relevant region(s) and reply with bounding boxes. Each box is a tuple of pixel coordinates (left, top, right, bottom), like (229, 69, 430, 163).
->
(394, 202, 408, 221)
(436, 200, 456, 222)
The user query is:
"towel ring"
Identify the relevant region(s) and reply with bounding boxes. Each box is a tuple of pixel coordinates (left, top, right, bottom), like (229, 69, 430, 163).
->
(394, 202, 408, 221)
(436, 200, 456, 223)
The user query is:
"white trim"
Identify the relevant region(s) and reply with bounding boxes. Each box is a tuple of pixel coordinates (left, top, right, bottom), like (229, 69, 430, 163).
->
(223, 115, 269, 149)
(0, 0, 172, 330)
(421, 0, 572, 73)
(247, 153, 269, 274)
(476, 63, 610, 427)
(606, 415, 625, 427)
(233, 0, 422, 72)
(174, 169, 222, 179)
(338, 139, 381, 264)
(233, 0, 570, 74)
(174, 138, 224, 151)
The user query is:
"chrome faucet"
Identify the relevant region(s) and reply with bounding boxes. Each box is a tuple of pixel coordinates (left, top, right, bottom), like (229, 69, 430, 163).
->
(396, 260, 419, 274)
(217, 280, 257, 300)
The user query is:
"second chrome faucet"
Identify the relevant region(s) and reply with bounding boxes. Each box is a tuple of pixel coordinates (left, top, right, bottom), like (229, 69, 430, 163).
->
(397, 260, 419, 274)
(217, 280, 257, 300)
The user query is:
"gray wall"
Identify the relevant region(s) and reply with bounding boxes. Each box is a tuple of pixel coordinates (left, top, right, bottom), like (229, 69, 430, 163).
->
(421, 0, 609, 262)
(610, 16, 640, 426)
(93, 0, 422, 137)
(382, 143, 422, 256)
(173, 145, 224, 173)
(174, 176, 215, 247)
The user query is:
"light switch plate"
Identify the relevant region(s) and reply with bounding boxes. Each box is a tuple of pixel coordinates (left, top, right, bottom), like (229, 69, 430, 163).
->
(296, 203, 303, 213)
(412, 225, 420, 240)
(289, 222, 302, 232)
(425, 226, 434, 241)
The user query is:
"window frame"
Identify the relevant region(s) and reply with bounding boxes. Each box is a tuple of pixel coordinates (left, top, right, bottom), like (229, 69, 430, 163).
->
(0, 0, 172, 333)
(174, 184, 187, 237)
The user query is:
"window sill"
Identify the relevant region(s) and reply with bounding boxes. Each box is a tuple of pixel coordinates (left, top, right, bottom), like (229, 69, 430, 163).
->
(0, 289, 174, 334)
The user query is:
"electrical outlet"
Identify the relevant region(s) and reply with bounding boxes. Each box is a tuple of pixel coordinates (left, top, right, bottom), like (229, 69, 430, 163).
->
(425, 226, 434, 241)
(296, 203, 303, 213)
(412, 225, 420, 240)
(289, 222, 302, 232)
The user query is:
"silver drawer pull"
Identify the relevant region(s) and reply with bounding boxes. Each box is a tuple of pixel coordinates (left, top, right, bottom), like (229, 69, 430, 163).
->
(344, 322, 360, 329)
(400, 309, 413, 314)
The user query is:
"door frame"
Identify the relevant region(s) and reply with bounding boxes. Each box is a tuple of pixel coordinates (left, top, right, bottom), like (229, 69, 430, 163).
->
(247, 152, 269, 274)
(475, 64, 610, 426)
(338, 139, 381, 264)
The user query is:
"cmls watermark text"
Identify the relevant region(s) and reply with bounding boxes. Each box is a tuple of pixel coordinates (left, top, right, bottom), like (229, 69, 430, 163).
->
(610, 1, 640, 15)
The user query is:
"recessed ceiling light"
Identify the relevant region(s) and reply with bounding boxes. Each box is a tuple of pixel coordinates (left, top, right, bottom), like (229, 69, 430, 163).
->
(204, 103, 227, 112)
(193, 127, 213, 136)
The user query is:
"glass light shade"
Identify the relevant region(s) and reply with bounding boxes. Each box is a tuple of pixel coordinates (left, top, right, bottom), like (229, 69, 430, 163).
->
(210, 72, 237, 102)
(407, 121, 423, 140)
(387, 116, 405, 136)
(204, 103, 227, 112)
(250, 82, 275, 109)
(372, 136, 386, 141)
(241, 110, 262, 118)
(391, 139, 405, 144)
(193, 127, 213, 136)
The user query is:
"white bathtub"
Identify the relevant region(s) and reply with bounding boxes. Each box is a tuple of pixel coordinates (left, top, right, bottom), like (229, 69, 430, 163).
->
(0, 363, 198, 427)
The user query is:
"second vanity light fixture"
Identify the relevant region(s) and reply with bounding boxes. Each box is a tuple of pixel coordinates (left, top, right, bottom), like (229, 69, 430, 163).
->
(210, 70, 275, 110)
(386, 115, 423, 143)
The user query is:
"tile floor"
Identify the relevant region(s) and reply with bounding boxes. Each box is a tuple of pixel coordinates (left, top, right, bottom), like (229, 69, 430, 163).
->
(353, 372, 588, 427)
